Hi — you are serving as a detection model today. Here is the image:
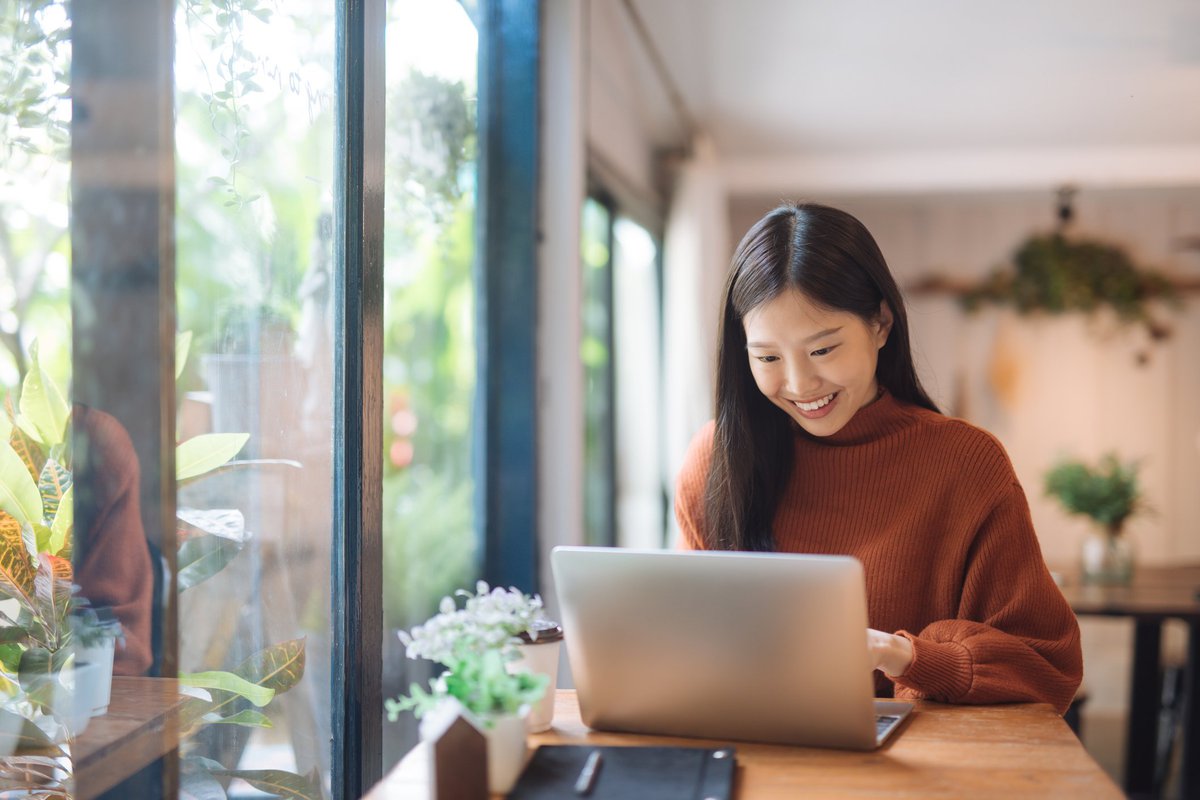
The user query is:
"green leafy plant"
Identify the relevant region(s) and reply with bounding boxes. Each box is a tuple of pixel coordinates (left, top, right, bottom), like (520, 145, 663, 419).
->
(1044, 453, 1142, 535)
(386, 583, 549, 724)
(962, 234, 1178, 339)
(0, 337, 318, 797)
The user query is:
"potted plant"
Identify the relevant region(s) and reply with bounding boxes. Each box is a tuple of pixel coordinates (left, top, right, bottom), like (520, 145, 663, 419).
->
(1044, 453, 1142, 585)
(69, 603, 124, 717)
(386, 582, 554, 794)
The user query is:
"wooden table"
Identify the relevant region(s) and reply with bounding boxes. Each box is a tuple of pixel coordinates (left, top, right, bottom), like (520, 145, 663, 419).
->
(1057, 564, 1200, 799)
(72, 676, 186, 799)
(366, 690, 1120, 799)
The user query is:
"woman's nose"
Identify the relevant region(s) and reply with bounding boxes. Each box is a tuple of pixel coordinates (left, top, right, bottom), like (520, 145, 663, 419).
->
(785, 360, 818, 395)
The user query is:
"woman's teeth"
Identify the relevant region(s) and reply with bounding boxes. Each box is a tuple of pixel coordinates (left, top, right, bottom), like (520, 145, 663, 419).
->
(796, 393, 836, 412)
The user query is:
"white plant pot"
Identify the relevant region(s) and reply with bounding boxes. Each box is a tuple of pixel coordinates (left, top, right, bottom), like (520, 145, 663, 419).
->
(50, 662, 98, 739)
(76, 638, 116, 717)
(510, 638, 562, 733)
(417, 700, 529, 796)
(483, 711, 528, 795)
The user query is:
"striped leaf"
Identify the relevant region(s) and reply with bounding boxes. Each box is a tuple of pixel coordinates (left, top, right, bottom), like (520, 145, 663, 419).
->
(48, 485, 72, 557)
(0, 441, 42, 525)
(33, 553, 73, 637)
(179, 638, 305, 734)
(234, 637, 306, 694)
(37, 459, 71, 523)
(0, 513, 34, 605)
(8, 421, 45, 484)
(212, 768, 323, 800)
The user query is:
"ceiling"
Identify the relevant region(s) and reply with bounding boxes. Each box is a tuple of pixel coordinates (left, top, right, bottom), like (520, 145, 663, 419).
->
(625, 0, 1200, 160)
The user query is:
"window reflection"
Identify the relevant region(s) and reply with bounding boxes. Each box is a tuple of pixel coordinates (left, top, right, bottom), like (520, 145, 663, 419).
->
(175, 0, 335, 796)
(381, 0, 480, 768)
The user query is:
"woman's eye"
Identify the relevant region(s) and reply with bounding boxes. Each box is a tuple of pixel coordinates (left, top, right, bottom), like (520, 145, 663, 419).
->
(810, 346, 836, 357)
(754, 355, 779, 363)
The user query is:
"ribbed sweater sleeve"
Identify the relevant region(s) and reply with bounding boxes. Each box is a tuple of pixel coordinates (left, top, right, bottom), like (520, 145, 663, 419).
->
(672, 392, 1082, 715)
(892, 481, 1082, 713)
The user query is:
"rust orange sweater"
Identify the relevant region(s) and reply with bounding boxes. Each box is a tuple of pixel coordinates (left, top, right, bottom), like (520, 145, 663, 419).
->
(675, 390, 1083, 714)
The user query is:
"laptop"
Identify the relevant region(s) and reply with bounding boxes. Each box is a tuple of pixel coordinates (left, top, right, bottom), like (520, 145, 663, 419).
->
(550, 546, 912, 750)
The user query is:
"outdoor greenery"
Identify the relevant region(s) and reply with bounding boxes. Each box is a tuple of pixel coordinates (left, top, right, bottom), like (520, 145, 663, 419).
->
(1044, 453, 1142, 535)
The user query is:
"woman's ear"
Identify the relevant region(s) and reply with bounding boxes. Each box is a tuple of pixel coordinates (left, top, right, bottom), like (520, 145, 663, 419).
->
(874, 301, 894, 348)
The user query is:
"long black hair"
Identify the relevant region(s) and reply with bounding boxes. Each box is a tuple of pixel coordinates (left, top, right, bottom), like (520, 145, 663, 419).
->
(703, 203, 940, 551)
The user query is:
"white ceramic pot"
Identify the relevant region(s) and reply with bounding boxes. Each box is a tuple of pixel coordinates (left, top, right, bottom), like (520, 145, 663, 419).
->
(510, 621, 563, 733)
(484, 711, 528, 795)
(50, 662, 98, 739)
(76, 638, 116, 717)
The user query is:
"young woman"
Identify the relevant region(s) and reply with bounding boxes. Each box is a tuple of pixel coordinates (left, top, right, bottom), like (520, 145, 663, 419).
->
(675, 203, 1082, 713)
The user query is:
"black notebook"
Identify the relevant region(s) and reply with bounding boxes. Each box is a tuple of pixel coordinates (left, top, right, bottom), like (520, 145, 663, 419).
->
(508, 744, 737, 800)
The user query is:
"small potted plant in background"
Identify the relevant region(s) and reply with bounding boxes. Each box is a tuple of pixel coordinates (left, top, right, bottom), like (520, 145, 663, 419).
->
(386, 581, 557, 794)
(69, 603, 124, 718)
(1045, 452, 1143, 585)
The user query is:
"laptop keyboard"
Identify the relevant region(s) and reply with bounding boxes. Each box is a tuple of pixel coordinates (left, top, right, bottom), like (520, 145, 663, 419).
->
(875, 714, 902, 741)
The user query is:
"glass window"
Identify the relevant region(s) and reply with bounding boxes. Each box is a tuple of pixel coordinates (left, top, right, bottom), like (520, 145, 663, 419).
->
(175, 1, 336, 796)
(380, 0, 481, 768)
(612, 217, 664, 549)
(581, 196, 614, 548)
(581, 195, 666, 550)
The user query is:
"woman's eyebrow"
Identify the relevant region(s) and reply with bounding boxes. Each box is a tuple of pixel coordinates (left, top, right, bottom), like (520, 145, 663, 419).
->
(746, 326, 842, 349)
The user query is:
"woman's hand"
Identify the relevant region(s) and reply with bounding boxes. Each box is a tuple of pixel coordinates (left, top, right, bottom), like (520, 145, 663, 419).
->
(867, 628, 914, 677)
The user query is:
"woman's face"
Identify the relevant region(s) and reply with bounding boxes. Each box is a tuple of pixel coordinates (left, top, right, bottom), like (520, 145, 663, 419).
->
(742, 289, 892, 437)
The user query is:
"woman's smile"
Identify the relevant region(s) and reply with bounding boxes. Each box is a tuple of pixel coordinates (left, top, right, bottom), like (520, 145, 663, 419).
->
(791, 391, 839, 417)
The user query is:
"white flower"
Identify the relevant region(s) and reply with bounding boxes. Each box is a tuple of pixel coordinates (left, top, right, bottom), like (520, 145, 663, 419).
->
(399, 583, 548, 666)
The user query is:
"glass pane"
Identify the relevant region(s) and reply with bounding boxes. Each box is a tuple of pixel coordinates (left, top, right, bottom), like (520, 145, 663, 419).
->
(0, 2, 95, 796)
(175, 1, 335, 797)
(612, 217, 663, 549)
(380, 0, 481, 768)
(581, 197, 613, 547)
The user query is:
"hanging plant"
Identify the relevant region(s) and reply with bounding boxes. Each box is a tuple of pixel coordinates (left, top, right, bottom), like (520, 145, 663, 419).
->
(959, 233, 1179, 340)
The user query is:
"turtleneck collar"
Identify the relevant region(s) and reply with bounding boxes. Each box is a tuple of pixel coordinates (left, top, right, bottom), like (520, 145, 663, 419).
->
(795, 388, 918, 446)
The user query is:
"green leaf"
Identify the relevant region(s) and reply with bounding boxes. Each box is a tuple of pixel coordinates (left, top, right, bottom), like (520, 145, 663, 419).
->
(176, 330, 193, 381)
(37, 458, 71, 522)
(9, 422, 46, 483)
(233, 637, 306, 695)
(212, 768, 324, 800)
(179, 671, 275, 708)
(31, 522, 52, 555)
(0, 411, 11, 442)
(200, 709, 273, 728)
(176, 434, 250, 482)
(0, 513, 34, 605)
(177, 533, 243, 592)
(0, 441, 43, 524)
(48, 485, 71, 556)
(18, 342, 69, 448)
(33, 554, 73, 637)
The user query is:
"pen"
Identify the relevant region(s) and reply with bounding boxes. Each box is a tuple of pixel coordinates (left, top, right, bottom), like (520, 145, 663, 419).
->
(573, 749, 603, 795)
